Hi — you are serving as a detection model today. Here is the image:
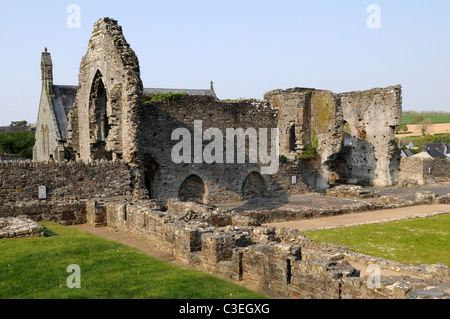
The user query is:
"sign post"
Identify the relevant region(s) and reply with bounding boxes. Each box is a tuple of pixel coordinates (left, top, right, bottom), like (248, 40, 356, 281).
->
(38, 186, 47, 200)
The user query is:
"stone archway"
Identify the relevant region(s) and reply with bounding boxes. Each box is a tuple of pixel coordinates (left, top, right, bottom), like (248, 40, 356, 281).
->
(89, 70, 112, 160)
(178, 175, 208, 204)
(67, 18, 143, 163)
(241, 171, 267, 199)
(143, 154, 160, 199)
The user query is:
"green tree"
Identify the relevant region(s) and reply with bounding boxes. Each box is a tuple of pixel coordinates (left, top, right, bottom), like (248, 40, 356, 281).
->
(420, 118, 432, 136)
(0, 131, 35, 158)
(9, 120, 28, 127)
(412, 115, 425, 124)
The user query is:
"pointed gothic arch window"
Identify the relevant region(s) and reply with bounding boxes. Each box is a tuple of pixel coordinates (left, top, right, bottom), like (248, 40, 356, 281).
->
(89, 70, 112, 160)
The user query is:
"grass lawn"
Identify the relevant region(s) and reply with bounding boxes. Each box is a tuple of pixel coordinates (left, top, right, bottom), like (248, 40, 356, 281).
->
(0, 222, 268, 299)
(303, 214, 450, 266)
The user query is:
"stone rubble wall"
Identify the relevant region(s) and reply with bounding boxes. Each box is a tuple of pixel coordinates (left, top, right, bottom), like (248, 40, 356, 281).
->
(0, 200, 87, 226)
(397, 157, 450, 186)
(137, 95, 291, 204)
(1, 196, 448, 298)
(264, 86, 403, 191)
(99, 198, 449, 299)
(0, 160, 134, 203)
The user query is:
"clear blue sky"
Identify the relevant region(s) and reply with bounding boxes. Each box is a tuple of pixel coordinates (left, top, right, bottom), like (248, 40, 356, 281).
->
(0, 0, 449, 126)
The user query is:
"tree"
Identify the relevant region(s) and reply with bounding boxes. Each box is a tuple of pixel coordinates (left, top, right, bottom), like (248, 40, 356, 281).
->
(9, 120, 28, 127)
(0, 131, 35, 158)
(412, 115, 425, 124)
(419, 118, 432, 136)
(401, 123, 409, 133)
(394, 123, 409, 134)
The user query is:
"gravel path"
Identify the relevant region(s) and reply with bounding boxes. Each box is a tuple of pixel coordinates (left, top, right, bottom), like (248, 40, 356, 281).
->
(265, 204, 450, 232)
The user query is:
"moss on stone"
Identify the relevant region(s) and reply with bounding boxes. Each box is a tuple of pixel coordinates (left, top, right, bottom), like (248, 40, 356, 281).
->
(143, 93, 188, 104)
(312, 91, 334, 133)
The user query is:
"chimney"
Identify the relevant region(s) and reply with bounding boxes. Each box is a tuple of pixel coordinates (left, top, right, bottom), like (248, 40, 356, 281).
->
(41, 47, 54, 98)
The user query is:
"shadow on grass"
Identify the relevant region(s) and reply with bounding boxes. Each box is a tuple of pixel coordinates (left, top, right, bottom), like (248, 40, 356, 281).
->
(42, 225, 58, 237)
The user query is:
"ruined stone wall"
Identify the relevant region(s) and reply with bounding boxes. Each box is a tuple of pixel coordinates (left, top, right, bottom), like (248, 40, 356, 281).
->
(397, 157, 450, 185)
(397, 157, 426, 186)
(423, 158, 450, 183)
(265, 88, 345, 191)
(100, 199, 449, 299)
(0, 160, 133, 203)
(264, 85, 402, 190)
(137, 95, 299, 204)
(67, 18, 143, 164)
(2, 195, 448, 298)
(338, 86, 402, 187)
(0, 200, 87, 226)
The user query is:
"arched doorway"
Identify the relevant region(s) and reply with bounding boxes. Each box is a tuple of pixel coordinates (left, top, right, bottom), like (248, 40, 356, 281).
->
(178, 175, 208, 203)
(143, 154, 159, 199)
(89, 70, 112, 160)
(241, 171, 267, 199)
(289, 123, 296, 152)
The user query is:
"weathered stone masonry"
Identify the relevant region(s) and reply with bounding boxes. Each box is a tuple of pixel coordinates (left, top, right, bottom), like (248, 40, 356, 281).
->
(63, 18, 405, 205)
(67, 18, 143, 164)
(101, 199, 450, 299)
(265, 86, 402, 191)
(0, 160, 133, 203)
(137, 95, 307, 204)
(3, 17, 447, 299)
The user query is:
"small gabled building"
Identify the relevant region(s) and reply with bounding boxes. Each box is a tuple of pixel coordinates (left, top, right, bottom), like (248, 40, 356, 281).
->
(33, 48, 77, 162)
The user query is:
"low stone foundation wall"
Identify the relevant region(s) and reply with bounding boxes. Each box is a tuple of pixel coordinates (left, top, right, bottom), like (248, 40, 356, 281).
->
(240, 191, 450, 225)
(2, 196, 449, 299)
(0, 217, 45, 239)
(0, 200, 87, 225)
(98, 199, 449, 299)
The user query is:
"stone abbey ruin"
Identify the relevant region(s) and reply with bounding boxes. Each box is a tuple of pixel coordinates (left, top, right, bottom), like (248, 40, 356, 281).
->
(1, 18, 449, 299)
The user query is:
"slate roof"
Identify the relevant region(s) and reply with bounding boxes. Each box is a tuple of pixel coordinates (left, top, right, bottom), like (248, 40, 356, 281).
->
(421, 143, 448, 154)
(52, 85, 78, 141)
(427, 149, 448, 160)
(401, 149, 414, 157)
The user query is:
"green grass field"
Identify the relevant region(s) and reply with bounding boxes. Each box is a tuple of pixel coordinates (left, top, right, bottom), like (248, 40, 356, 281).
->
(303, 214, 450, 266)
(402, 113, 450, 125)
(0, 222, 268, 299)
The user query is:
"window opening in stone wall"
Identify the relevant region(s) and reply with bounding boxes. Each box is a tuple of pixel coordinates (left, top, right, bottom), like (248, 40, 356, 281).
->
(286, 259, 292, 285)
(89, 70, 112, 160)
(289, 123, 296, 152)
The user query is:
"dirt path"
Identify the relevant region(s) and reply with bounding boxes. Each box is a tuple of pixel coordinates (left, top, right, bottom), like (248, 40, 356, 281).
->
(265, 204, 450, 232)
(72, 224, 177, 263)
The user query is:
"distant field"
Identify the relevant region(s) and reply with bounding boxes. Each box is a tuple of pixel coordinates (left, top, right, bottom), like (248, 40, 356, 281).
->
(397, 123, 450, 137)
(403, 113, 450, 125)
